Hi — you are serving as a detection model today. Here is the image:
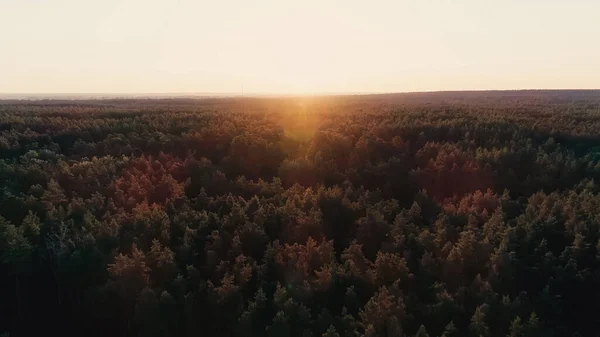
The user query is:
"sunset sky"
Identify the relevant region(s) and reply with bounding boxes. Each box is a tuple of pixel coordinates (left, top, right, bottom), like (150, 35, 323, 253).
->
(1, 0, 599, 94)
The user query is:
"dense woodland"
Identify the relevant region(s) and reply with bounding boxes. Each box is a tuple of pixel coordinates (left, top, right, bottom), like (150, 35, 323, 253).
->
(1, 91, 600, 337)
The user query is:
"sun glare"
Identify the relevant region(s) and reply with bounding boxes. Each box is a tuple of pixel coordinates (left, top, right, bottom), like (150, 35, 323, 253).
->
(278, 100, 323, 141)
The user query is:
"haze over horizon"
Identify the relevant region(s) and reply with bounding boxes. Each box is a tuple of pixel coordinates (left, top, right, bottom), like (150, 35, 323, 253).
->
(1, 0, 599, 94)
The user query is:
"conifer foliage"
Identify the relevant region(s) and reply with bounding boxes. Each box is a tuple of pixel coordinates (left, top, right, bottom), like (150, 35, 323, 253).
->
(0, 91, 600, 336)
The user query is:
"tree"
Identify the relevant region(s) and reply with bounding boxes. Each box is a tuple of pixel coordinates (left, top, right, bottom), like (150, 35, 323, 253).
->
(469, 304, 490, 337)
(43, 179, 68, 210)
(441, 321, 457, 337)
(147, 239, 176, 287)
(20, 211, 40, 240)
(356, 211, 390, 260)
(268, 311, 291, 337)
(323, 325, 340, 337)
(158, 291, 178, 337)
(107, 244, 150, 297)
(414, 325, 430, 337)
(0, 216, 34, 325)
(507, 317, 523, 337)
(360, 287, 404, 336)
(0, 216, 33, 270)
(133, 288, 159, 337)
(523, 313, 541, 337)
(373, 252, 410, 286)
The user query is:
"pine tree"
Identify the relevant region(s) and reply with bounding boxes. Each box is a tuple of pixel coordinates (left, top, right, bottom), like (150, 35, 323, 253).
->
(20, 211, 40, 240)
(414, 325, 430, 337)
(323, 325, 340, 337)
(441, 321, 457, 337)
(360, 286, 404, 336)
(507, 317, 523, 337)
(107, 244, 150, 297)
(43, 179, 68, 210)
(523, 313, 541, 337)
(469, 304, 490, 337)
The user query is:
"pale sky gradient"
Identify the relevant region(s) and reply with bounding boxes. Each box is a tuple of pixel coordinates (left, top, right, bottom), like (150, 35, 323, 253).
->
(1, 0, 599, 94)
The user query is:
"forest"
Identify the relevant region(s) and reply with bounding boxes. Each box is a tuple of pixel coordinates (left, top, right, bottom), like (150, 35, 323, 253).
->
(1, 90, 600, 337)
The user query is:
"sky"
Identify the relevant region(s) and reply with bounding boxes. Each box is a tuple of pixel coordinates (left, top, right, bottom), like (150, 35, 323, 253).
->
(0, 0, 599, 94)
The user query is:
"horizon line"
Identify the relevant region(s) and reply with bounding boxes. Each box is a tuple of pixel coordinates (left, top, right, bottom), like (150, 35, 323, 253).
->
(1, 88, 599, 100)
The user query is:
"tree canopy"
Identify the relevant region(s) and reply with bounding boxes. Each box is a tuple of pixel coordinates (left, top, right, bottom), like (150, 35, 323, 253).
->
(1, 91, 600, 336)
